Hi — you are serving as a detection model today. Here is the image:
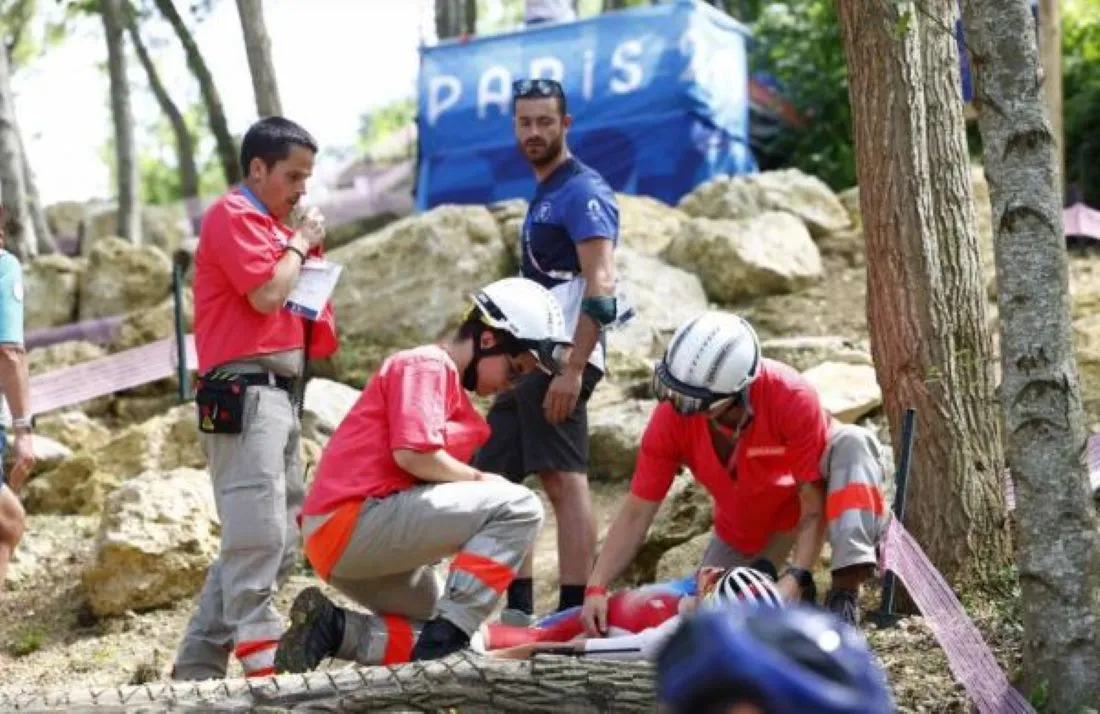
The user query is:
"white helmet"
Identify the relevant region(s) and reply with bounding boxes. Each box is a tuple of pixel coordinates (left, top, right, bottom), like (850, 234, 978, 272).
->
(468, 277, 573, 375)
(653, 311, 761, 414)
(703, 566, 784, 610)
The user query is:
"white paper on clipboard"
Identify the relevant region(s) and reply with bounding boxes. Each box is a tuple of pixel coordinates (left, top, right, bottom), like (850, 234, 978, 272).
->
(285, 258, 343, 320)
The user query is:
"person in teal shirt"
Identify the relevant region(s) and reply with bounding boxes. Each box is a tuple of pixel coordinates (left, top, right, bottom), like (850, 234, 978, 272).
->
(0, 222, 35, 586)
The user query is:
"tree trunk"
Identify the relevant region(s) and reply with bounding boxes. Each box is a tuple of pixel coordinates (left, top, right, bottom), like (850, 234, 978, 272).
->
(1037, 0, 1063, 199)
(0, 41, 36, 260)
(435, 0, 475, 40)
(961, 0, 1100, 707)
(836, 0, 1011, 605)
(235, 0, 282, 118)
(602, 0, 628, 11)
(0, 653, 657, 712)
(19, 126, 55, 255)
(153, 0, 241, 186)
(124, 3, 200, 203)
(101, 0, 141, 245)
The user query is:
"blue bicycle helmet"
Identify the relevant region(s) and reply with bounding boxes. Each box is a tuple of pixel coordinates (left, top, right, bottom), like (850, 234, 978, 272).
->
(655, 603, 895, 714)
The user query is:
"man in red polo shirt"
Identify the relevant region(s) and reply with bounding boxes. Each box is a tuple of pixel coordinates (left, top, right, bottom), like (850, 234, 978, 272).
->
(171, 116, 338, 681)
(581, 311, 890, 631)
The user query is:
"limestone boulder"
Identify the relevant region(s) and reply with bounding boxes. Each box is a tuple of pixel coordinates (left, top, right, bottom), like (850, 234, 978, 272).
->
(87, 204, 191, 256)
(618, 194, 687, 256)
(619, 474, 713, 586)
(330, 205, 513, 348)
(588, 399, 658, 481)
(35, 411, 113, 453)
(488, 198, 527, 267)
(27, 340, 106, 374)
(79, 238, 173, 319)
(663, 212, 822, 302)
(24, 403, 204, 515)
(82, 467, 220, 616)
(678, 168, 851, 238)
(761, 336, 872, 373)
(802, 361, 883, 423)
(22, 254, 81, 330)
(112, 293, 193, 352)
(302, 378, 361, 446)
(655, 532, 711, 582)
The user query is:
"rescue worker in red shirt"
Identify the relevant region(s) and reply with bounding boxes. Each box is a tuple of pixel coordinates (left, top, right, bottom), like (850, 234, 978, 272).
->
(171, 116, 338, 681)
(581, 310, 890, 631)
(272, 277, 574, 672)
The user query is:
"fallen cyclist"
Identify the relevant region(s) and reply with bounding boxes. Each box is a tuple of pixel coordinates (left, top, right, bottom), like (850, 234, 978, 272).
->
(274, 277, 573, 672)
(582, 310, 891, 632)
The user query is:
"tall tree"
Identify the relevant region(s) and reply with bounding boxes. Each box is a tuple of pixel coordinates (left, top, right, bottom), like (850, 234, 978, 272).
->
(152, 0, 240, 186)
(961, 0, 1100, 707)
(0, 32, 35, 259)
(836, 0, 1011, 600)
(235, 0, 281, 118)
(101, 0, 140, 244)
(123, 1, 199, 204)
(435, 0, 475, 39)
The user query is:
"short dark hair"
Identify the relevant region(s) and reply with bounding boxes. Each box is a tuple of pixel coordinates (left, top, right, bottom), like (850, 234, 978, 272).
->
(239, 117, 318, 178)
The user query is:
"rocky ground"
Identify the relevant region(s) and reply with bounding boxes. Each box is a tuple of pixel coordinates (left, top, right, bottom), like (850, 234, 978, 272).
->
(6, 166, 1093, 712)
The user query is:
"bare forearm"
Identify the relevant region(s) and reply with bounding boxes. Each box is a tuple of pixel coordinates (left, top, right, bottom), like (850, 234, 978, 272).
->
(247, 235, 310, 314)
(588, 500, 658, 587)
(789, 483, 828, 570)
(393, 448, 481, 483)
(0, 347, 29, 418)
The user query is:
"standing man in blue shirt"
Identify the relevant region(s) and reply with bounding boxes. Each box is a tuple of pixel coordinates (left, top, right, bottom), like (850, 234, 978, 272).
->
(474, 78, 621, 623)
(0, 213, 35, 586)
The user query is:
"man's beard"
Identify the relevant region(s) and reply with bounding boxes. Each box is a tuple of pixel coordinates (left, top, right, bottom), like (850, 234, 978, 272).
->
(523, 135, 564, 168)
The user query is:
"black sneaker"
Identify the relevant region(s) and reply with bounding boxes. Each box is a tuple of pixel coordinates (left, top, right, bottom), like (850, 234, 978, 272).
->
(274, 587, 345, 673)
(410, 617, 470, 661)
(824, 587, 861, 626)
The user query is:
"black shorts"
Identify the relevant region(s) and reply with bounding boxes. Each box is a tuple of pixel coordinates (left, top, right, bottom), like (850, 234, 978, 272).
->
(473, 364, 603, 483)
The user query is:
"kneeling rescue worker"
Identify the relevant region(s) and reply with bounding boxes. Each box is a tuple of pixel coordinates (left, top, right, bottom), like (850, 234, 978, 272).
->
(583, 310, 890, 634)
(274, 277, 574, 671)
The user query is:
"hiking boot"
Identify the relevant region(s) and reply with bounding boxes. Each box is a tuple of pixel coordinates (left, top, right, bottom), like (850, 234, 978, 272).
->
(274, 587, 345, 673)
(824, 587, 861, 626)
(499, 608, 536, 627)
(410, 617, 470, 661)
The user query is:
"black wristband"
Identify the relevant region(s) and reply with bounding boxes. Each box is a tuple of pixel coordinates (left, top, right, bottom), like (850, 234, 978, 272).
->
(286, 245, 307, 263)
(783, 567, 817, 602)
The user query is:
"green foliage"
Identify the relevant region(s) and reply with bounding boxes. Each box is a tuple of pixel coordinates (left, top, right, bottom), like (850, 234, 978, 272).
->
(1063, 0, 1100, 205)
(750, 1, 855, 189)
(358, 97, 416, 156)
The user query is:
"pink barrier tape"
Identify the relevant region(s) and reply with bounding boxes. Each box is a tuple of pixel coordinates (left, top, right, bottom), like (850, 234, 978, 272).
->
(25, 315, 125, 350)
(882, 519, 1036, 714)
(1003, 434, 1100, 512)
(29, 334, 197, 415)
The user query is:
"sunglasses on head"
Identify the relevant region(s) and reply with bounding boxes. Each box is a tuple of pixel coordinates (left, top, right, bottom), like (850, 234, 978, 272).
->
(512, 78, 564, 100)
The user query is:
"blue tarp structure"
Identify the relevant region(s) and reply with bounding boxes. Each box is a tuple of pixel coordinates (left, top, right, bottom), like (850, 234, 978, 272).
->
(415, 0, 757, 211)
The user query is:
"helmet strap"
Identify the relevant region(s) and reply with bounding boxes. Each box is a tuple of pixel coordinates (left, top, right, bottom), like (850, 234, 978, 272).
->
(462, 325, 514, 391)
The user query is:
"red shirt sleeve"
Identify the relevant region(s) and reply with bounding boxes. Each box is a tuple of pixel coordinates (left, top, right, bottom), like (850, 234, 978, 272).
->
(630, 403, 684, 502)
(386, 357, 449, 453)
(207, 205, 280, 296)
(779, 382, 830, 483)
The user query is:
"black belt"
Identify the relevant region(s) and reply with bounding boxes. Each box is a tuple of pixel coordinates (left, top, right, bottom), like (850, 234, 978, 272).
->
(204, 371, 296, 393)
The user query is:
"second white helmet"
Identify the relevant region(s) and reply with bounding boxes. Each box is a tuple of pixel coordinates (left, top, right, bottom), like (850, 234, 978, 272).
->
(704, 566, 784, 610)
(653, 311, 761, 414)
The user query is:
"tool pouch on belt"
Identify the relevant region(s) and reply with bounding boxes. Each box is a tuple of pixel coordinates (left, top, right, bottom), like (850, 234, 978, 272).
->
(195, 371, 247, 435)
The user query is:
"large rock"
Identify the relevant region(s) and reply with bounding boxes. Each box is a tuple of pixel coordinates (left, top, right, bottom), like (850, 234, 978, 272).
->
(761, 336, 872, 373)
(664, 212, 823, 302)
(488, 199, 527, 266)
(80, 238, 173, 319)
(112, 293, 193, 353)
(82, 467, 220, 616)
(655, 532, 710, 582)
(27, 340, 106, 374)
(619, 474, 713, 586)
(87, 204, 191, 256)
(330, 205, 513, 347)
(35, 411, 113, 453)
(608, 247, 709, 366)
(588, 399, 658, 481)
(678, 168, 851, 238)
(22, 254, 81, 330)
(24, 404, 204, 514)
(302, 378, 361, 446)
(618, 194, 687, 256)
(802, 361, 883, 423)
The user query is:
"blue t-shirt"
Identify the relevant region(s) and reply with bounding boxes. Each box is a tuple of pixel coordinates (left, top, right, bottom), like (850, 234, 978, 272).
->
(0, 250, 24, 347)
(521, 157, 620, 289)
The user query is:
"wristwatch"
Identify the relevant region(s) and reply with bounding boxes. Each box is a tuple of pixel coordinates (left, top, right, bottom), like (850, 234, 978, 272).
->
(11, 415, 34, 432)
(782, 566, 817, 602)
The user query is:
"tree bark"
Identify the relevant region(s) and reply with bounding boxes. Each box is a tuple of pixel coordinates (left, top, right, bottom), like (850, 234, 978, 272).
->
(0, 39, 36, 260)
(1037, 0, 1062, 198)
(19, 125, 55, 255)
(101, 0, 141, 245)
(235, 0, 282, 118)
(961, 0, 1100, 707)
(124, 3, 200, 203)
(836, 0, 1011, 604)
(153, 0, 241, 186)
(0, 653, 657, 713)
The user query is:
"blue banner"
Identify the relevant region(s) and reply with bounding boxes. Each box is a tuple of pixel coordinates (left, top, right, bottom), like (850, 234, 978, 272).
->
(415, 0, 757, 211)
